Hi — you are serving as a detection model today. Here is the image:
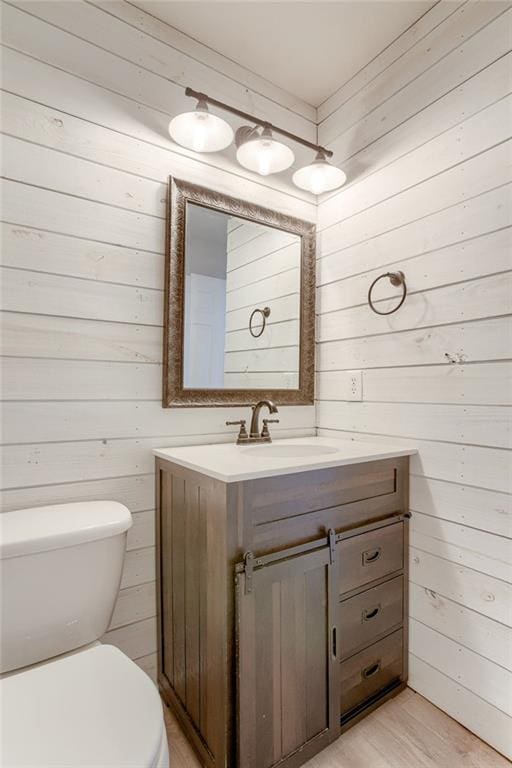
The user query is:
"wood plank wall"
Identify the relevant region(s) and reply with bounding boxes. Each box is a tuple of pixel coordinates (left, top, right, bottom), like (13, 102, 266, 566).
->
(0, 0, 316, 680)
(315, 1, 512, 757)
(224, 221, 301, 387)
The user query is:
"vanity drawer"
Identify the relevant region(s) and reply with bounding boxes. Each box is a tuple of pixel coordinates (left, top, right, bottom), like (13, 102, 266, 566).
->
(340, 629, 403, 716)
(338, 521, 404, 595)
(339, 576, 403, 659)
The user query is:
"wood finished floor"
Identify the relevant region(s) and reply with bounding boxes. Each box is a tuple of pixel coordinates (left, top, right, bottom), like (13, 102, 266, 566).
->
(163, 687, 509, 768)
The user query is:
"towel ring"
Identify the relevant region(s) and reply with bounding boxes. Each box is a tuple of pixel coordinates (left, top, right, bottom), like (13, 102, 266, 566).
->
(249, 306, 271, 338)
(368, 271, 407, 315)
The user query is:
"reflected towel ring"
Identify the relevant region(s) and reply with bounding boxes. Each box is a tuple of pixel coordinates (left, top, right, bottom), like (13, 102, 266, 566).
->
(368, 271, 407, 315)
(249, 306, 271, 338)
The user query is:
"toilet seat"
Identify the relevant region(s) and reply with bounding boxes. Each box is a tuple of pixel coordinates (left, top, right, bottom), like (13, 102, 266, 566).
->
(1, 644, 169, 767)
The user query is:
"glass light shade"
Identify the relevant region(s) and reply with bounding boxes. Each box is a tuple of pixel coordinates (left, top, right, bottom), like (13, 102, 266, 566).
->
(236, 129, 294, 175)
(292, 153, 347, 194)
(168, 106, 233, 153)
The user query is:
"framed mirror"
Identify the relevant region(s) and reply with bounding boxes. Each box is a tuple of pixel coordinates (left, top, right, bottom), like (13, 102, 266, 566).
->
(163, 177, 315, 407)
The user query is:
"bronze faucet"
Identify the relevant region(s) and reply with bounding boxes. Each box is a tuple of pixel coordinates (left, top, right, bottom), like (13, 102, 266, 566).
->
(249, 400, 278, 439)
(226, 400, 279, 444)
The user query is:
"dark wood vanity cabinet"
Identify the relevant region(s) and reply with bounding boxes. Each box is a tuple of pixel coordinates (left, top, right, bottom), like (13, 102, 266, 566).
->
(155, 455, 409, 768)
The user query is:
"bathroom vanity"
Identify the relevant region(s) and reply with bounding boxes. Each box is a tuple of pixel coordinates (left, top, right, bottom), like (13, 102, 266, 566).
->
(154, 437, 414, 768)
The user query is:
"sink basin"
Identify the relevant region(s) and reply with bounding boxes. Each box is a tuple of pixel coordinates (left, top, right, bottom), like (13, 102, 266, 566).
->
(241, 444, 340, 458)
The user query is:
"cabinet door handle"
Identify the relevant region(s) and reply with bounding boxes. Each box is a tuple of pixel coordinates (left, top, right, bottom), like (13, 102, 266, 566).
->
(331, 626, 337, 659)
(362, 547, 381, 565)
(362, 661, 381, 679)
(362, 605, 380, 622)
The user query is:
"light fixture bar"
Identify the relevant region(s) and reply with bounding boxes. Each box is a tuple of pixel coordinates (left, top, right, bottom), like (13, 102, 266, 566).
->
(185, 86, 333, 159)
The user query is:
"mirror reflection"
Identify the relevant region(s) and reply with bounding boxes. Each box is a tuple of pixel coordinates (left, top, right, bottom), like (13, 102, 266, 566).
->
(183, 202, 301, 390)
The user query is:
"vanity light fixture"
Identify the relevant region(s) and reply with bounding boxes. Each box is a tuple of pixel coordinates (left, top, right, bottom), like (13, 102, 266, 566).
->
(292, 149, 347, 194)
(168, 96, 233, 153)
(171, 87, 346, 192)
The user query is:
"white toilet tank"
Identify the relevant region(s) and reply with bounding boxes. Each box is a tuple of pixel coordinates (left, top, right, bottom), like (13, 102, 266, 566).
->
(0, 501, 132, 674)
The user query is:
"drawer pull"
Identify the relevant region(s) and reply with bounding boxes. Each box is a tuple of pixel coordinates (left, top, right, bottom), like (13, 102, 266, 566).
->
(362, 547, 382, 565)
(362, 661, 381, 679)
(362, 605, 381, 622)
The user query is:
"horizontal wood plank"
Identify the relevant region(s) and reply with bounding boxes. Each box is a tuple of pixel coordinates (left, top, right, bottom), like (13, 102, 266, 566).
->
(2, 401, 315, 444)
(0, 222, 164, 289)
(0, 473, 154, 514)
(316, 401, 511, 449)
(410, 476, 512, 538)
(2, 267, 164, 325)
(318, 316, 512, 371)
(410, 547, 512, 626)
(361, 362, 512, 406)
(1, 358, 162, 400)
(1, 311, 162, 362)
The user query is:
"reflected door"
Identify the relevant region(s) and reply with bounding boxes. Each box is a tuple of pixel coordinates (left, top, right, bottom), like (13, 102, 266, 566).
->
(183, 273, 226, 388)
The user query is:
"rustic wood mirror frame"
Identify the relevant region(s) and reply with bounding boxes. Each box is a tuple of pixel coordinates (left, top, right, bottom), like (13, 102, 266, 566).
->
(163, 177, 316, 407)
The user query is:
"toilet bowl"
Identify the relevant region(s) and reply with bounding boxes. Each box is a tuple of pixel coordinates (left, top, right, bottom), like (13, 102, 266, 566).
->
(0, 501, 169, 767)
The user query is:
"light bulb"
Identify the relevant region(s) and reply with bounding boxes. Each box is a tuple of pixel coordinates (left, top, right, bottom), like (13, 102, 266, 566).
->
(257, 141, 273, 176)
(292, 150, 347, 194)
(236, 127, 294, 175)
(191, 113, 209, 152)
(310, 165, 327, 195)
(168, 100, 233, 153)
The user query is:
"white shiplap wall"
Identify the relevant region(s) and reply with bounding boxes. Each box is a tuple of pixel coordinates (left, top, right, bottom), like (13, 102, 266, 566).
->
(316, 0, 512, 758)
(225, 221, 300, 388)
(0, 0, 316, 680)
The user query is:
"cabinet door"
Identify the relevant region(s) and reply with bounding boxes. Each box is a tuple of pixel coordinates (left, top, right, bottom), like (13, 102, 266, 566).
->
(236, 540, 340, 768)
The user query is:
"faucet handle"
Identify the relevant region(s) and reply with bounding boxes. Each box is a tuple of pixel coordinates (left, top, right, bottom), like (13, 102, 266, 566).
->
(261, 418, 279, 439)
(226, 419, 248, 442)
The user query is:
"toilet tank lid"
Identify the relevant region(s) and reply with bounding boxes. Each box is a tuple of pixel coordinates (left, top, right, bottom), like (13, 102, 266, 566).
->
(0, 501, 132, 559)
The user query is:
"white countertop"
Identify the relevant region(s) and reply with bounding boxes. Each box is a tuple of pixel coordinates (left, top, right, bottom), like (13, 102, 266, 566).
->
(153, 436, 416, 483)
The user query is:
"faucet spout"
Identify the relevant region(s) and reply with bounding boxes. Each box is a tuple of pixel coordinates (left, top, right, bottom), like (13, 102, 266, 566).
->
(249, 400, 278, 438)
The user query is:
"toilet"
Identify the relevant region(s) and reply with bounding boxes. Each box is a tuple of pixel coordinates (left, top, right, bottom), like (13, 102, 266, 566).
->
(0, 501, 169, 767)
